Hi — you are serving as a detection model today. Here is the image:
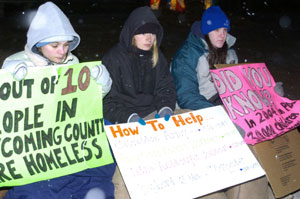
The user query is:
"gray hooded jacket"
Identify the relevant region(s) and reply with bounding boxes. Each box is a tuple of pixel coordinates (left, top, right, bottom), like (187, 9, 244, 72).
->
(2, 2, 112, 97)
(2, 1, 80, 68)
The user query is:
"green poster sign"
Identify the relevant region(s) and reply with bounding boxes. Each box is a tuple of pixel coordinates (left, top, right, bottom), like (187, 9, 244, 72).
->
(0, 61, 114, 187)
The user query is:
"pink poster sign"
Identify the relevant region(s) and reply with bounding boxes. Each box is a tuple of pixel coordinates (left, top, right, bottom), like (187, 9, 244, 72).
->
(210, 63, 300, 145)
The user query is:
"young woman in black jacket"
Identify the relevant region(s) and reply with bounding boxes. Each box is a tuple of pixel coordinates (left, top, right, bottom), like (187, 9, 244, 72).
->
(103, 6, 176, 124)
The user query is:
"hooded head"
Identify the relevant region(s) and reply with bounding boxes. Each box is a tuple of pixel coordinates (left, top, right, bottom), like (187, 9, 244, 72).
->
(200, 6, 230, 35)
(119, 6, 163, 50)
(134, 22, 160, 36)
(27, 2, 80, 53)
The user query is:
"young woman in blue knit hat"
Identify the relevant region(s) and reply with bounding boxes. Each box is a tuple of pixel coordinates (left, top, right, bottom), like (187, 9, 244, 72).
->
(171, 5, 284, 111)
(171, 6, 271, 199)
(171, 6, 238, 110)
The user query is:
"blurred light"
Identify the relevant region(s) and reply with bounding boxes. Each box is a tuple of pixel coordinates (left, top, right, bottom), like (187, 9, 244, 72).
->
(279, 15, 291, 29)
(20, 9, 37, 29)
(78, 18, 84, 24)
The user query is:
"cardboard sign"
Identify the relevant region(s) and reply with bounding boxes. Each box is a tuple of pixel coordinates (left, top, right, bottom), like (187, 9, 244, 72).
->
(105, 106, 265, 199)
(0, 61, 114, 187)
(251, 129, 300, 198)
(210, 63, 300, 145)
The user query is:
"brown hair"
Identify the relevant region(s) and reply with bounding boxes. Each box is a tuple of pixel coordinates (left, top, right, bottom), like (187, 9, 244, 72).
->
(205, 35, 228, 69)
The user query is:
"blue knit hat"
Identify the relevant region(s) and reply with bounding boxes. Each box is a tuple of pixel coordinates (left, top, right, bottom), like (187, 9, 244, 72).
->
(201, 6, 230, 35)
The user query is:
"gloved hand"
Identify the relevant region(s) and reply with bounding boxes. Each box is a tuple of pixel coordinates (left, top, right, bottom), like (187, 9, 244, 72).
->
(127, 113, 146, 125)
(2, 60, 28, 81)
(91, 64, 112, 98)
(156, 107, 173, 121)
(274, 82, 284, 97)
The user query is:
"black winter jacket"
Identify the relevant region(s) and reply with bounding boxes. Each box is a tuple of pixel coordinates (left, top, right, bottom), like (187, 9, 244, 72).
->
(103, 6, 176, 124)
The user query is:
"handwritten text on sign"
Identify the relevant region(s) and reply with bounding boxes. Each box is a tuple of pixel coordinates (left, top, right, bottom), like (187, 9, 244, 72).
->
(0, 61, 114, 187)
(105, 106, 265, 199)
(210, 63, 300, 145)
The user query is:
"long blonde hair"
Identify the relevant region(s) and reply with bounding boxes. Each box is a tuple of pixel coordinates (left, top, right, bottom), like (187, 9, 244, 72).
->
(132, 37, 159, 68)
(152, 40, 158, 68)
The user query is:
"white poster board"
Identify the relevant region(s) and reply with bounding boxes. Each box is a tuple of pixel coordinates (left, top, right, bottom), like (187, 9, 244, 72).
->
(105, 106, 265, 199)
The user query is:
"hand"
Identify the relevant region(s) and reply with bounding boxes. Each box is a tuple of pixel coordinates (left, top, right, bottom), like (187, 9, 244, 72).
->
(274, 82, 284, 97)
(128, 113, 146, 125)
(155, 113, 171, 121)
(91, 64, 112, 97)
(15, 65, 27, 81)
(157, 107, 173, 121)
(2, 60, 28, 81)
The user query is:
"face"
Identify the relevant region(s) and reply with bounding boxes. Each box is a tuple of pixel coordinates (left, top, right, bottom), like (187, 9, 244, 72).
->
(39, 41, 70, 63)
(208, 28, 228, 48)
(133, 33, 156, 51)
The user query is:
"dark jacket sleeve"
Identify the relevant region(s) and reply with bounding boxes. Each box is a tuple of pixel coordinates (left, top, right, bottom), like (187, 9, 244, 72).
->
(102, 48, 136, 124)
(153, 51, 176, 111)
(171, 35, 213, 110)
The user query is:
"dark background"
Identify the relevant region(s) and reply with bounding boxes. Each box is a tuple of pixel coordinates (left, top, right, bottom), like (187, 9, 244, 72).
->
(0, 0, 299, 99)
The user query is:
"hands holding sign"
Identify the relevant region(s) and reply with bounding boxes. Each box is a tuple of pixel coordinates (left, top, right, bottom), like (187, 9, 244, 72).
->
(0, 62, 114, 187)
(2, 60, 28, 81)
(156, 106, 173, 121)
(274, 82, 284, 97)
(90, 64, 112, 97)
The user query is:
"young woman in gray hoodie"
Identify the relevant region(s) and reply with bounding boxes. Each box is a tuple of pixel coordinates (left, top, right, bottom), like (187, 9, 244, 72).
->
(2, 1, 111, 97)
(1, 2, 114, 199)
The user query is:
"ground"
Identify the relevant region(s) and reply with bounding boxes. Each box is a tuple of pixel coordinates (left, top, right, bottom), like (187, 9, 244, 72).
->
(0, 0, 299, 100)
(0, 1, 299, 198)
